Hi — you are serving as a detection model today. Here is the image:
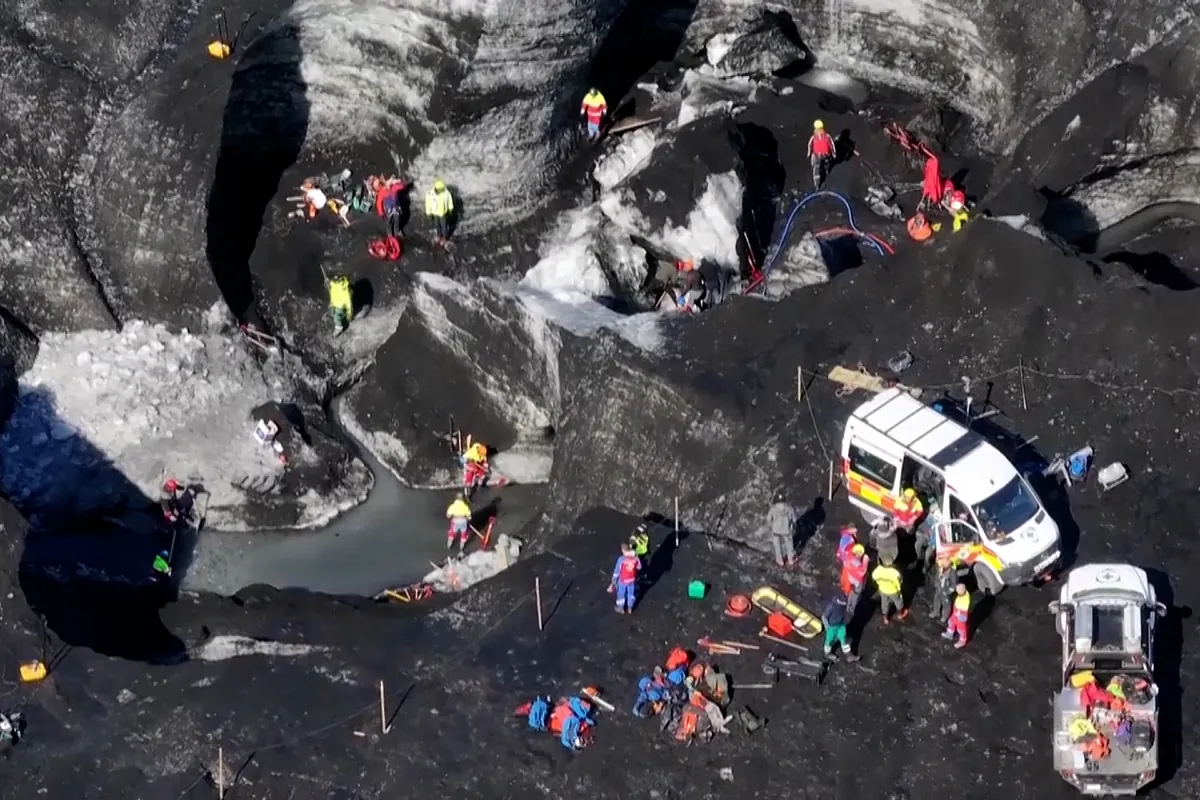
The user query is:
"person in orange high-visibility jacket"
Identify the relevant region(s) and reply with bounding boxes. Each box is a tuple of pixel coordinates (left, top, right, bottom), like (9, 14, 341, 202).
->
(841, 543, 869, 615)
(907, 212, 933, 242)
(942, 583, 970, 648)
(893, 487, 924, 531)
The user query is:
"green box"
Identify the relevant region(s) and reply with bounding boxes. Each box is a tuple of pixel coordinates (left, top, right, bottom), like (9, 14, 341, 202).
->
(687, 580, 707, 599)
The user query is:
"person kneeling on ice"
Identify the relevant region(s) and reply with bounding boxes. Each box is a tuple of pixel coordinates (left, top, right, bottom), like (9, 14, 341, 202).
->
(444, 493, 472, 554)
(461, 439, 490, 492)
(552, 697, 595, 751)
(632, 667, 670, 718)
(327, 274, 353, 335)
(608, 543, 640, 614)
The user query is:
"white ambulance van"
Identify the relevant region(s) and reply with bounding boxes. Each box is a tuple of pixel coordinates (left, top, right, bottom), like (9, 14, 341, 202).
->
(840, 387, 1061, 594)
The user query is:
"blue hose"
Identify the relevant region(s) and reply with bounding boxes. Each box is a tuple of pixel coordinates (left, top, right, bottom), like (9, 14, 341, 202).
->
(750, 190, 886, 293)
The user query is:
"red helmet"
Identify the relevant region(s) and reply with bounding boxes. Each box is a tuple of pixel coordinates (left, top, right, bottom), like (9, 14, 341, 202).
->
(164, 478, 181, 492)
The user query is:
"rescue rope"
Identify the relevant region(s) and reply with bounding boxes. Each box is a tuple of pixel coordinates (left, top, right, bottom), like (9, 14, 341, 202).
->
(745, 190, 892, 295)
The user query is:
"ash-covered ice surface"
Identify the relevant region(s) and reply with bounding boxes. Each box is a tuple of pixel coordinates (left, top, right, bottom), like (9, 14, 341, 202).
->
(0, 320, 368, 530)
(4, 0, 1200, 795)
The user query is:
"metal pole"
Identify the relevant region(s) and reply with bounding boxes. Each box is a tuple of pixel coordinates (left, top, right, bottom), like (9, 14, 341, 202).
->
(797, 367, 803, 402)
(1018, 358, 1027, 410)
(674, 497, 680, 548)
(380, 680, 390, 734)
(827, 460, 834, 500)
(535, 578, 544, 631)
(218, 748, 224, 799)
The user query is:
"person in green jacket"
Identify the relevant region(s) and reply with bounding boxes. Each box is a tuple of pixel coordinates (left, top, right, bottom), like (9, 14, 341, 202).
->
(152, 550, 172, 578)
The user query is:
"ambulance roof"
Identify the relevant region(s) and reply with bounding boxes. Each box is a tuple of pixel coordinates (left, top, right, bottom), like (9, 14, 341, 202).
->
(1065, 564, 1152, 604)
(850, 388, 1021, 504)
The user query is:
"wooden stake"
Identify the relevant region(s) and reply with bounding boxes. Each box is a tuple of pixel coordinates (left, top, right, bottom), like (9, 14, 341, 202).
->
(674, 497, 680, 548)
(218, 747, 224, 799)
(380, 680, 391, 734)
(797, 366, 804, 402)
(718, 640, 761, 650)
(758, 628, 808, 652)
(535, 578, 544, 631)
(1018, 357, 1027, 411)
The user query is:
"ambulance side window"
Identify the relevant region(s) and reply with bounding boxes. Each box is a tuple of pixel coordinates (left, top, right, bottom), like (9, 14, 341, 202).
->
(847, 442, 898, 490)
(947, 495, 978, 543)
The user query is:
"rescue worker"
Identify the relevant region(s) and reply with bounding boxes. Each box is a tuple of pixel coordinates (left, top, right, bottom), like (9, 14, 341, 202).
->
(807, 119, 836, 189)
(632, 667, 669, 718)
(580, 87, 607, 141)
(836, 524, 858, 564)
(872, 557, 908, 624)
(461, 439, 490, 492)
(766, 490, 798, 567)
(942, 583, 970, 647)
(160, 478, 194, 525)
(893, 487, 924, 532)
(914, 498, 942, 572)
(609, 543, 641, 614)
(941, 181, 970, 232)
(375, 176, 408, 237)
(871, 515, 900, 565)
(628, 523, 650, 566)
(424, 179, 455, 244)
(821, 595, 859, 661)
(327, 274, 353, 335)
(841, 543, 869, 615)
(906, 211, 934, 242)
(928, 553, 958, 622)
(151, 549, 172, 578)
(444, 493, 472, 554)
(676, 261, 706, 312)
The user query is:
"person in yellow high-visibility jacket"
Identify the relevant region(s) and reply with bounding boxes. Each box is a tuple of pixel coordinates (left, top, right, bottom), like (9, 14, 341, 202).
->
(327, 274, 353, 335)
(872, 558, 909, 624)
(425, 179, 455, 243)
(445, 493, 472, 554)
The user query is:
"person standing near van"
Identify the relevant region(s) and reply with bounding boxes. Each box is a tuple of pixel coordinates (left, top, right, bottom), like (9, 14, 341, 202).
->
(766, 490, 798, 567)
(842, 543, 869, 615)
(928, 553, 957, 622)
(894, 487, 924, 532)
(872, 557, 908, 624)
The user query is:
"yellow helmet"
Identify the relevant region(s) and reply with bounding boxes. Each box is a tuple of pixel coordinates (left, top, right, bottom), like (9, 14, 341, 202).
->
(433, 179, 446, 191)
(903, 487, 916, 499)
(813, 120, 824, 130)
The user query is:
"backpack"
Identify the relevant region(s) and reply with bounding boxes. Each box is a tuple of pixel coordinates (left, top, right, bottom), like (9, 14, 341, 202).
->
(665, 646, 689, 671)
(527, 697, 549, 731)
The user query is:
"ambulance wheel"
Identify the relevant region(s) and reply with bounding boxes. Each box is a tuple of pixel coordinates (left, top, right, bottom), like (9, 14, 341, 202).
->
(973, 564, 1002, 596)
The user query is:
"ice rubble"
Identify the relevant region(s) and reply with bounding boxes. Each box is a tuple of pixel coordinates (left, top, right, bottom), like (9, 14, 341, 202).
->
(593, 129, 658, 191)
(675, 69, 760, 129)
(423, 533, 522, 593)
(756, 232, 832, 296)
(0, 321, 347, 528)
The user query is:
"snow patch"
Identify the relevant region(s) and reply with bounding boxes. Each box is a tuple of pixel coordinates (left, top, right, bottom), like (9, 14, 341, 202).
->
(423, 533, 522, 592)
(794, 68, 870, 105)
(992, 215, 1048, 242)
(759, 232, 832, 296)
(192, 635, 329, 661)
(0, 322, 329, 528)
(593, 128, 658, 190)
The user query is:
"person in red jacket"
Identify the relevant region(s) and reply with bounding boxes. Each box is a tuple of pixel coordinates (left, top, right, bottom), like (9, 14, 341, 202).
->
(840, 543, 869, 615)
(807, 120, 836, 189)
(581, 88, 607, 142)
(608, 543, 641, 614)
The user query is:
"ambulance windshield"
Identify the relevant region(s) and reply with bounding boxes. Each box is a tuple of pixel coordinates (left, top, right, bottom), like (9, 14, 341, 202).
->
(972, 475, 1039, 538)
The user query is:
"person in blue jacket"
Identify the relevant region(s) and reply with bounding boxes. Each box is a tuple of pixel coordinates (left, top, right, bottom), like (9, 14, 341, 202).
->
(608, 543, 641, 614)
(559, 697, 595, 750)
(632, 667, 669, 718)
